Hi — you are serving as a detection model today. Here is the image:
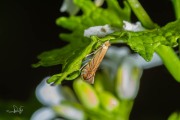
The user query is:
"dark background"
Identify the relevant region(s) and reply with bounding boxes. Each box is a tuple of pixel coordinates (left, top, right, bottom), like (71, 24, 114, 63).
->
(0, 0, 180, 120)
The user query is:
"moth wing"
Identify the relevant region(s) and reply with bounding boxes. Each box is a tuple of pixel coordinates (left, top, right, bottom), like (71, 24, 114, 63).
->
(86, 76, 94, 84)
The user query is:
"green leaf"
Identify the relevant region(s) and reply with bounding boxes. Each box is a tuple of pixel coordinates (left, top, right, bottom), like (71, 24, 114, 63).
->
(127, 19, 180, 61)
(47, 37, 98, 85)
(100, 19, 180, 61)
(33, 0, 131, 85)
(56, 0, 131, 41)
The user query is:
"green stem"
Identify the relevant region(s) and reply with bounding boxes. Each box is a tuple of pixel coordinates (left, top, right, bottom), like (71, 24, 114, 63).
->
(127, 0, 156, 29)
(172, 0, 180, 19)
(172, 0, 180, 57)
(155, 45, 180, 82)
(119, 100, 134, 120)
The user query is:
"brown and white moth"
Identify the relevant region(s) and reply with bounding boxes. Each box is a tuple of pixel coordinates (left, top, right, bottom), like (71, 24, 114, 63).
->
(81, 41, 110, 84)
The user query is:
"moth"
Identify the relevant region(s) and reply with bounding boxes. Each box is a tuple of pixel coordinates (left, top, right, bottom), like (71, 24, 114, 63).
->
(81, 41, 111, 84)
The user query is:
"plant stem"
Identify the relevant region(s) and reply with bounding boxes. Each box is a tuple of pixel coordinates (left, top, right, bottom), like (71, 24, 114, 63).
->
(172, 0, 180, 57)
(172, 0, 180, 19)
(120, 100, 134, 120)
(127, 0, 156, 29)
(155, 45, 180, 82)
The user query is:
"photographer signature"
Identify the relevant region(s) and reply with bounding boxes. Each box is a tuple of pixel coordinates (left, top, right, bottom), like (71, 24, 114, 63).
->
(6, 105, 24, 114)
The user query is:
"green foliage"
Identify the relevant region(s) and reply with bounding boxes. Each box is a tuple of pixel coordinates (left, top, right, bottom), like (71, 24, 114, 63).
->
(46, 37, 97, 85)
(33, 0, 180, 84)
(31, 0, 180, 119)
(104, 19, 180, 61)
(33, 0, 131, 84)
(172, 0, 180, 58)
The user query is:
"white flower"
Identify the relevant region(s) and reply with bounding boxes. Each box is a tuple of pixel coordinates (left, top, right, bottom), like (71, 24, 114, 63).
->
(35, 76, 65, 106)
(31, 77, 85, 120)
(94, 0, 105, 7)
(116, 56, 143, 99)
(60, 0, 80, 15)
(84, 24, 114, 38)
(53, 104, 86, 120)
(123, 21, 145, 32)
(101, 46, 130, 80)
(104, 46, 162, 70)
(105, 47, 162, 99)
(131, 53, 162, 69)
(30, 107, 57, 120)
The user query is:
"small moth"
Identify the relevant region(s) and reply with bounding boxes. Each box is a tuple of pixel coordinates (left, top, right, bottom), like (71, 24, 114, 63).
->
(81, 41, 111, 84)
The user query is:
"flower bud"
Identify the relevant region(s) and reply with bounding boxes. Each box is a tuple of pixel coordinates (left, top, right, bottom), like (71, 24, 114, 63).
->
(52, 102, 86, 120)
(73, 78, 100, 110)
(115, 56, 142, 100)
(94, 72, 112, 93)
(60, 0, 80, 15)
(99, 91, 120, 112)
(94, 0, 104, 7)
(31, 107, 56, 120)
(35, 76, 64, 106)
(61, 86, 78, 102)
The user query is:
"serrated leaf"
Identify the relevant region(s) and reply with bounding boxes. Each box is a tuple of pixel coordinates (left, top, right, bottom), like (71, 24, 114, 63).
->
(47, 37, 98, 85)
(56, 0, 131, 43)
(103, 19, 180, 61)
(34, 0, 131, 85)
(127, 19, 180, 61)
